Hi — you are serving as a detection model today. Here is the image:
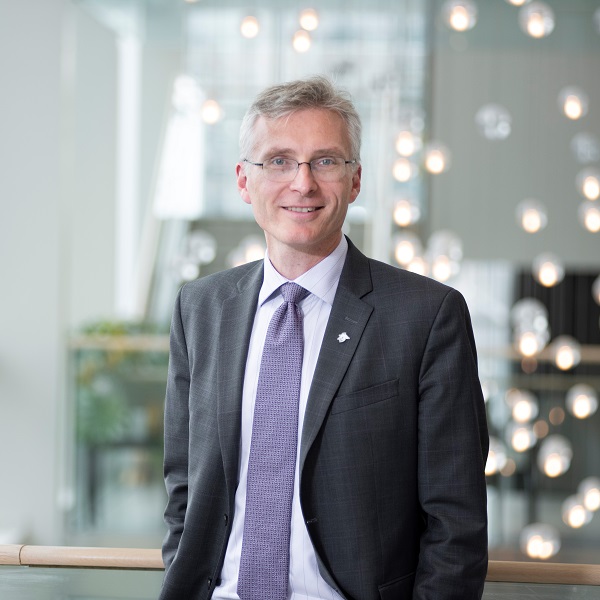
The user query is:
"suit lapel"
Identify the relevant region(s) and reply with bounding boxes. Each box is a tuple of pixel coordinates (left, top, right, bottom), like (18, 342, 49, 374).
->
(300, 240, 373, 472)
(217, 262, 263, 502)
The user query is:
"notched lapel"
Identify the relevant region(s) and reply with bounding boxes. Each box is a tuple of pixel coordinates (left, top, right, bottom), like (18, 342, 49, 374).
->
(300, 241, 374, 472)
(217, 263, 263, 503)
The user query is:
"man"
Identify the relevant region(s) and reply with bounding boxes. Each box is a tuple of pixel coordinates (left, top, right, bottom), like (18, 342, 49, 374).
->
(160, 76, 488, 600)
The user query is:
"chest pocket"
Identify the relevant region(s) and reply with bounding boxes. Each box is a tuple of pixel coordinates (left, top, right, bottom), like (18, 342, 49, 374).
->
(330, 378, 399, 415)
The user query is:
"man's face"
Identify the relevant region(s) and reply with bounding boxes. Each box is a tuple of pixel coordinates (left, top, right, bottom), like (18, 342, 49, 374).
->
(236, 108, 361, 263)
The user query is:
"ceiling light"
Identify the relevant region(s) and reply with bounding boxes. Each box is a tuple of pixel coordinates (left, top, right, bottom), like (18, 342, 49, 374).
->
(393, 198, 421, 227)
(550, 336, 581, 371)
(533, 253, 564, 287)
(520, 523, 560, 560)
(201, 99, 223, 124)
(562, 496, 592, 528)
(292, 29, 311, 52)
(516, 198, 547, 233)
(299, 8, 319, 31)
(519, 2, 555, 38)
(559, 87, 588, 120)
(576, 168, 600, 201)
(443, 0, 478, 32)
(392, 158, 417, 182)
(566, 384, 598, 419)
(240, 16, 260, 39)
(475, 104, 512, 141)
(395, 131, 422, 157)
(538, 435, 572, 477)
(424, 143, 451, 174)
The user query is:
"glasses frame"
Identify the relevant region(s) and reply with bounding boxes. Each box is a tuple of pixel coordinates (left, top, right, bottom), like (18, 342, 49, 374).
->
(243, 157, 358, 182)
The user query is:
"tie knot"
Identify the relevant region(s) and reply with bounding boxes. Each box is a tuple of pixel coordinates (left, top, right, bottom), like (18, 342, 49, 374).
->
(280, 282, 309, 305)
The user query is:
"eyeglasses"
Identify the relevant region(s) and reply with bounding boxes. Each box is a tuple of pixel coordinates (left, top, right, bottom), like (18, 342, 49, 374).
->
(243, 156, 357, 183)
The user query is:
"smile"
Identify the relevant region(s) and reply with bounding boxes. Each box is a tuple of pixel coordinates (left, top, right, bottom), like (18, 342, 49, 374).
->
(285, 207, 320, 213)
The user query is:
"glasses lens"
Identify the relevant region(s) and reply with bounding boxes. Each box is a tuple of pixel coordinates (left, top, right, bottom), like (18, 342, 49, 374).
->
(262, 157, 350, 182)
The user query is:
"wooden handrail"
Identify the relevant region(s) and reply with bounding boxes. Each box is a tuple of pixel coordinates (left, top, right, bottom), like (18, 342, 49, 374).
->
(2, 545, 600, 584)
(0, 545, 163, 570)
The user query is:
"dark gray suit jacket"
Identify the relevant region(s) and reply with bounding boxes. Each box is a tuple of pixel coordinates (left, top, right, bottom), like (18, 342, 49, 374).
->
(160, 238, 489, 600)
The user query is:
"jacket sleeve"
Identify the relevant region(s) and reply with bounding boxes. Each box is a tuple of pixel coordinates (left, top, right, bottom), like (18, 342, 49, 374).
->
(414, 288, 489, 600)
(162, 287, 190, 572)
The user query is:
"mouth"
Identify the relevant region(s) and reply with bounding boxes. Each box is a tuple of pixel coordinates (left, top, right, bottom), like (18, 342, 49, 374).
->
(284, 206, 322, 213)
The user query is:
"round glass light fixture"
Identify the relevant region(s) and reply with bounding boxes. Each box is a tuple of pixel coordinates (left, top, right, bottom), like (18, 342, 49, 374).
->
(533, 253, 565, 287)
(485, 437, 508, 476)
(506, 388, 539, 423)
(578, 201, 600, 233)
(549, 406, 566, 426)
(511, 298, 550, 357)
(576, 168, 600, 201)
(393, 232, 423, 267)
(201, 99, 223, 124)
(475, 104, 512, 141)
(501, 458, 517, 477)
(506, 0, 530, 5)
(442, 0, 478, 32)
(426, 230, 462, 282)
(240, 16, 260, 38)
(292, 29, 311, 52)
(562, 495, 592, 528)
(299, 8, 319, 31)
(519, 2, 555, 38)
(538, 435, 572, 478)
(392, 158, 418, 182)
(520, 523, 560, 560)
(592, 275, 600, 305)
(516, 198, 547, 233)
(558, 87, 589, 121)
(533, 419, 549, 439)
(424, 143, 451, 174)
(566, 384, 598, 419)
(579, 477, 600, 512)
(550, 335, 581, 371)
(507, 422, 536, 453)
(395, 131, 422, 157)
(393, 198, 421, 227)
(571, 133, 600, 164)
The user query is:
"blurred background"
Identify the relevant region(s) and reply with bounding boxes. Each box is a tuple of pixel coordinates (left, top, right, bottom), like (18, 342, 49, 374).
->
(1, 0, 599, 566)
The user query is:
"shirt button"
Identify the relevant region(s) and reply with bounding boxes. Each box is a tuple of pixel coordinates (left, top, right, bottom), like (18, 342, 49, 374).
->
(224, 514, 229, 526)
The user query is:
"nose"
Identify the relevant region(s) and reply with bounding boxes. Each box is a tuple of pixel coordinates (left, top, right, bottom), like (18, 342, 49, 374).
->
(290, 162, 318, 195)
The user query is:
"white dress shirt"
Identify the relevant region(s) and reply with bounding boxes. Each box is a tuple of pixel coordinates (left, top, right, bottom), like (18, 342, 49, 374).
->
(213, 237, 348, 600)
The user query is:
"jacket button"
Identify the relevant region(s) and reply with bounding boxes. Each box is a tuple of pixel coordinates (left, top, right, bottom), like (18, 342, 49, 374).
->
(224, 514, 229, 526)
(207, 577, 212, 588)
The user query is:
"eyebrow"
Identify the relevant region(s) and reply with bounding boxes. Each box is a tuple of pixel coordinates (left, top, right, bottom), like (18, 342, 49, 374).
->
(260, 147, 347, 159)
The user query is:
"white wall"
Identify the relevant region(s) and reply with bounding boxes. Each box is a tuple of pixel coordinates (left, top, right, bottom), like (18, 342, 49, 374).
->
(0, 0, 117, 544)
(0, 0, 67, 544)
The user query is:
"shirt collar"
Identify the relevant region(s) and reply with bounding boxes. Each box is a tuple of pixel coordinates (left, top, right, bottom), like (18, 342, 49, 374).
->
(259, 236, 348, 307)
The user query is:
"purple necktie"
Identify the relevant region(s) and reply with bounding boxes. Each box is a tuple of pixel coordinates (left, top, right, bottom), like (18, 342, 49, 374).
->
(238, 282, 309, 600)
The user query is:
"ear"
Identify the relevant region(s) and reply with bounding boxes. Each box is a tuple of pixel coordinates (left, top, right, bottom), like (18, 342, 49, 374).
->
(236, 162, 252, 205)
(349, 164, 362, 204)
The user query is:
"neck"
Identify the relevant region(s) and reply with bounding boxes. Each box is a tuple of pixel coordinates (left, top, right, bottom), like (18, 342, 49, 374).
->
(267, 235, 342, 280)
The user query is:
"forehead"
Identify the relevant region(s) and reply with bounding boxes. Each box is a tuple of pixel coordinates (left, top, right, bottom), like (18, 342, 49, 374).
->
(251, 108, 351, 157)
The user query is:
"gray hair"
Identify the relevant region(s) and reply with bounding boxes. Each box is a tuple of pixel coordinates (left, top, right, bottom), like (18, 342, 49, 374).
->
(239, 76, 361, 162)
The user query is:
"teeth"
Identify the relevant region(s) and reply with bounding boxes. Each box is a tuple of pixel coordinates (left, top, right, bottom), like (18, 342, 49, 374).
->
(287, 207, 316, 212)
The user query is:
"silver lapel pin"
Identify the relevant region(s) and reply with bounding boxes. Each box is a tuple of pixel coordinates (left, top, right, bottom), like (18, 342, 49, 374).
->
(337, 332, 350, 343)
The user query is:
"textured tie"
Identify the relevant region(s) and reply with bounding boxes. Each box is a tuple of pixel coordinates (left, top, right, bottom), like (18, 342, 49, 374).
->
(237, 282, 309, 600)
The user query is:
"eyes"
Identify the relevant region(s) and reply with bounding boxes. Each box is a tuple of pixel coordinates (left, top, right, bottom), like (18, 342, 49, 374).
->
(266, 157, 341, 169)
